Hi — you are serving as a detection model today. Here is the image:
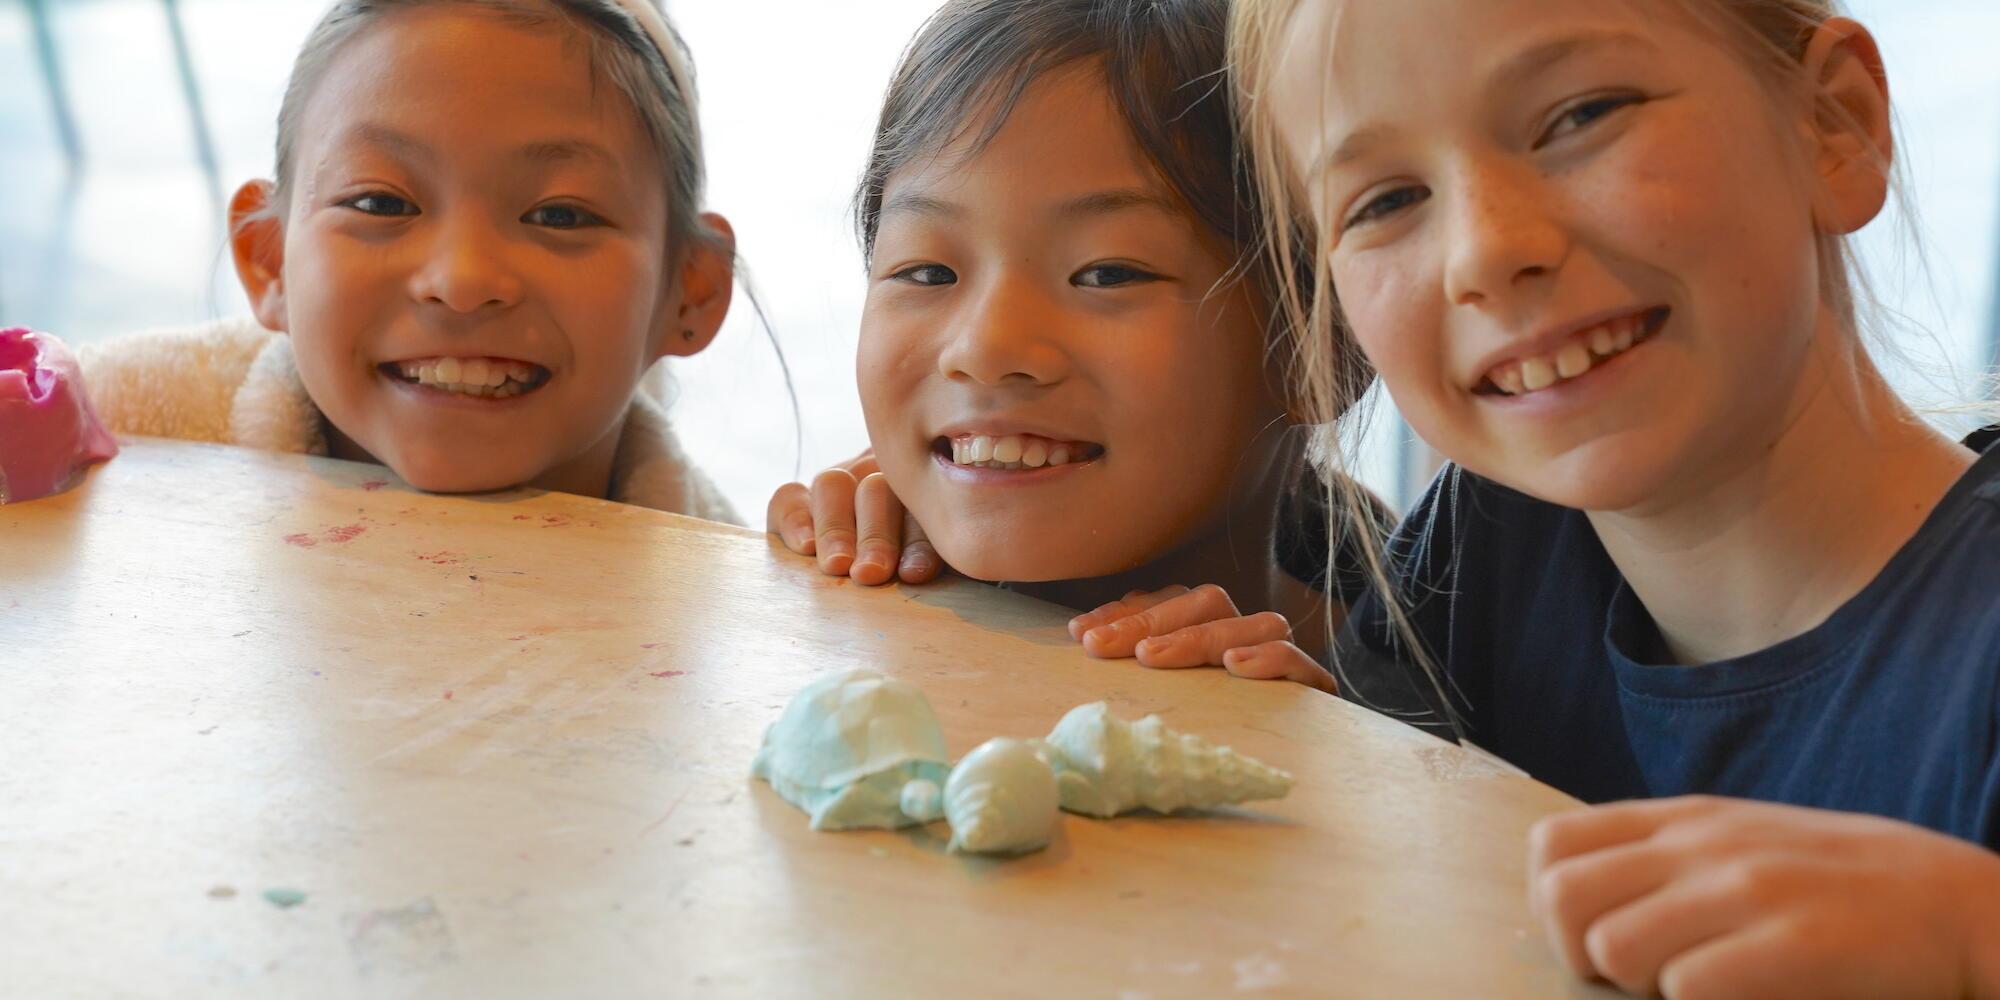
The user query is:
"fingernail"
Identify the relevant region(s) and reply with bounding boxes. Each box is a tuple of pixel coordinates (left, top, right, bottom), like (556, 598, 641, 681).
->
(1136, 637, 1161, 657)
(823, 538, 853, 559)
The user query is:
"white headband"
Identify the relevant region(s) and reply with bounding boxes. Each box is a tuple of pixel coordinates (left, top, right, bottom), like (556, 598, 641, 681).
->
(606, 0, 695, 110)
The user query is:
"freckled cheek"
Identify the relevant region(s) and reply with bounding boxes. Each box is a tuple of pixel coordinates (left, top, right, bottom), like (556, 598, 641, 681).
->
(1337, 259, 1442, 400)
(1593, 137, 1788, 283)
(1607, 169, 1811, 350)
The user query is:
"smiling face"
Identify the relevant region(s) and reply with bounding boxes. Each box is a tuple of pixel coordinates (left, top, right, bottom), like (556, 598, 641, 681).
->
(245, 6, 688, 494)
(857, 64, 1282, 582)
(1267, 0, 1847, 513)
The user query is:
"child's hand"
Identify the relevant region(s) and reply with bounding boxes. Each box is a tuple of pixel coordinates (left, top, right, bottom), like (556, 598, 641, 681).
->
(765, 449, 942, 586)
(1530, 795, 2000, 1000)
(1068, 585, 1336, 694)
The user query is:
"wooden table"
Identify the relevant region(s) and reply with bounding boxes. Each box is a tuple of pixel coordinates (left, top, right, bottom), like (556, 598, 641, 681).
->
(1, 438, 1610, 998)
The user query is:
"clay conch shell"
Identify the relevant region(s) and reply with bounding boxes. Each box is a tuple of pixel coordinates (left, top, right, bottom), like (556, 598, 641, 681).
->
(752, 669, 949, 830)
(944, 738, 1059, 855)
(1041, 702, 1292, 818)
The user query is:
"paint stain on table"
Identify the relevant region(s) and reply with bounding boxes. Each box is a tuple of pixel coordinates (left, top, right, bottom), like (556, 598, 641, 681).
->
(361, 479, 388, 491)
(283, 523, 370, 547)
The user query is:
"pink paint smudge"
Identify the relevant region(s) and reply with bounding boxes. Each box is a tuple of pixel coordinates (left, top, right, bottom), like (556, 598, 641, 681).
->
(512, 514, 533, 521)
(443, 690, 454, 700)
(283, 533, 318, 548)
(324, 524, 366, 543)
(540, 514, 574, 528)
(649, 670, 686, 679)
(640, 642, 663, 650)
(414, 550, 462, 566)
(361, 479, 388, 491)
(507, 634, 528, 642)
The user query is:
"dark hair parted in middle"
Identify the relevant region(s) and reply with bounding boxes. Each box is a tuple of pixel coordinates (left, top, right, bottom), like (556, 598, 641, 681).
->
(854, 0, 1255, 279)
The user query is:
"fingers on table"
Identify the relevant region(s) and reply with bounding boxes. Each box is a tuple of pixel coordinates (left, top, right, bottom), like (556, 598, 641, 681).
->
(809, 468, 859, 575)
(1075, 585, 1240, 658)
(1133, 613, 1292, 670)
(849, 473, 906, 586)
(766, 481, 817, 554)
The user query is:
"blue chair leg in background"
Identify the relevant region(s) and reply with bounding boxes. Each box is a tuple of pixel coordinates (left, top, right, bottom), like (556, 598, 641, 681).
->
(24, 0, 83, 169)
(161, 0, 222, 205)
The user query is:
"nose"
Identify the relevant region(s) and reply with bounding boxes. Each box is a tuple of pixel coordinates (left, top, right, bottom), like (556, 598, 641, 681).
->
(406, 215, 524, 314)
(1441, 158, 1569, 310)
(935, 274, 1072, 387)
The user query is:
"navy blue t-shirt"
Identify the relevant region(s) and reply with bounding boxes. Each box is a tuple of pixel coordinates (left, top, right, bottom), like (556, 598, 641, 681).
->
(1336, 436, 2000, 847)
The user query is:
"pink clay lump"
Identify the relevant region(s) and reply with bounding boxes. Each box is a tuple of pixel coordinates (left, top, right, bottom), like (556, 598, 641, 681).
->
(0, 328, 118, 503)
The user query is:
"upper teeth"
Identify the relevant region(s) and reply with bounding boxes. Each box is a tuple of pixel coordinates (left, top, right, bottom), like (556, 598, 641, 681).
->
(396, 357, 541, 398)
(1488, 314, 1649, 396)
(949, 433, 1088, 470)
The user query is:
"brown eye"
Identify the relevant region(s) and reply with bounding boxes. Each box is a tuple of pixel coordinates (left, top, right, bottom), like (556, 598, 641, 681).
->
(341, 193, 419, 217)
(523, 204, 604, 229)
(891, 264, 956, 286)
(1072, 264, 1157, 288)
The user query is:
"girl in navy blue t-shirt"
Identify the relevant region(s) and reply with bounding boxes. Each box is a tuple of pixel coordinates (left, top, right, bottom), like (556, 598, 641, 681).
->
(1093, 0, 2000, 996)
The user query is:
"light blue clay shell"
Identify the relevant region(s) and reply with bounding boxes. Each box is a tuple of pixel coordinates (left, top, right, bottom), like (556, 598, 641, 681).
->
(752, 669, 950, 830)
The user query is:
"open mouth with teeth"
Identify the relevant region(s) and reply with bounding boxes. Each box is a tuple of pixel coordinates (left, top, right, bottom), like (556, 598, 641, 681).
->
(382, 356, 551, 400)
(933, 433, 1105, 471)
(1477, 307, 1670, 397)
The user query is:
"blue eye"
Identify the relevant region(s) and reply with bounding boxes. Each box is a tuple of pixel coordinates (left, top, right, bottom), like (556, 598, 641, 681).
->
(341, 193, 418, 217)
(1344, 186, 1430, 231)
(1072, 264, 1157, 288)
(1538, 93, 1645, 147)
(891, 264, 956, 286)
(524, 204, 604, 229)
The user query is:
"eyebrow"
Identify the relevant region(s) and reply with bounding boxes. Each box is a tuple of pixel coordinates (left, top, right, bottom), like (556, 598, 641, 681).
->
(517, 139, 619, 166)
(1052, 188, 1181, 221)
(336, 123, 435, 163)
(880, 187, 1180, 223)
(1307, 123, 1398, 183)
(1307, 29, 1659, 181)
(879, 192, 962, 221)
(328, 126, 617, 168)
(1491, 29, 1658, 93)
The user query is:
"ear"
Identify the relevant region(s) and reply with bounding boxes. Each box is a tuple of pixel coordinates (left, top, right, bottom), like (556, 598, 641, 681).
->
(229, 180, 289, 332)
(655, 212, 736, 359)
(1800, 17, 1893, 237)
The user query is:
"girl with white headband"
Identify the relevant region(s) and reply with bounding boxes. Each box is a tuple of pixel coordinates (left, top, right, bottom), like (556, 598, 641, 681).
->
(78, 0, 741, 518)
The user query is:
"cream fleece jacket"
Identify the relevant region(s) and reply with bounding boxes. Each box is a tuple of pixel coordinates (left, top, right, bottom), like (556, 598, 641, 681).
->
(75, 317, 740, 524)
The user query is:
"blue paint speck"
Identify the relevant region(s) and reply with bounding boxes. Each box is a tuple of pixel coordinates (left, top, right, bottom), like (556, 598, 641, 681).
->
(263, 887, 308, 909)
